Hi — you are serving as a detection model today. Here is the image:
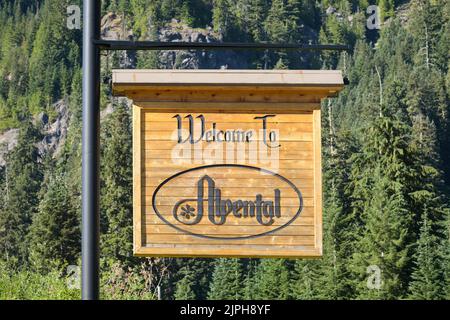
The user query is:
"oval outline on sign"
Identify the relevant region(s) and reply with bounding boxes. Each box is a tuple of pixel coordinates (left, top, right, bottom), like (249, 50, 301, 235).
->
(151, 164, 304, 240)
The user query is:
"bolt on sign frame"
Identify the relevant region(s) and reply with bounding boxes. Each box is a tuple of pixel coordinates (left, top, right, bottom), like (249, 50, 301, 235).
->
(112, 70, 344, 258)
(82, 0, 349, 300)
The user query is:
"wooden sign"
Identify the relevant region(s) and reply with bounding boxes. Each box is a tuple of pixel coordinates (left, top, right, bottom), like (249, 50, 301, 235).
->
(112, 70, 344, 258)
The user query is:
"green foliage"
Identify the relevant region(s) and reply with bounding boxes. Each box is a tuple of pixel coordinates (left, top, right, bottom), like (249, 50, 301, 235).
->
(291, 260, 323, 299)
(212, 0, 235, 36)
(352, 170, 412, 299)
(101, 261, 156, 300)
(378, 0, 395, 21)
(208, 259, 244, 299)
(408, 211, 446, 299)
(100, 102, 134, 265)
(0, 122, 43, 264)
(175, 266, 197, 300)
(28, 0, 80, 107)
(445, 216, 450, 299)
(264, 0, 289, 43)
(0, 260, 80, 300)
(349, 117, 418, 299)
(28, 169, 80, 273)
(0, 260, 159, 300)
(253, 259, 290, 299)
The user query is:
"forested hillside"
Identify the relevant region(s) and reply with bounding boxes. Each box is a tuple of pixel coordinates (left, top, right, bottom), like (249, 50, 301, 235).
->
(0, 0, 449, 299)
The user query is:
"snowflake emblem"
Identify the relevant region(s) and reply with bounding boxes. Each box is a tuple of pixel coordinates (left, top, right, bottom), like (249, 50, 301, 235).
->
(180, 204, 196, 220)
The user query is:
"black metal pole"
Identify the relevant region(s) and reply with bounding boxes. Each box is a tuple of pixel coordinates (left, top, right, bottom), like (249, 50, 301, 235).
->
(93, 40, 351, 52)
(82, 0, 101, 300)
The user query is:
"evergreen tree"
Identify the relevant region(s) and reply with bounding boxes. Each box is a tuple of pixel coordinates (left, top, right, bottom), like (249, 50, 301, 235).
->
(264, 0, 288, 43)
(165, 258, 214, 300)
(28, 169, 79, 273)
(291, 260, 322, 299)
(174, 266, 197, 300)
(320, 115, 358, 299)
(253, 259, 290, 299)
(444, 215, 450, 299)
(212, 0, 235, 38)
(0, 122, 43, 264)
(408, 211, 445, 299)
(350, 117, 417, 299)
(242, 259, 258, 299)
(208, 259, 243, 299)
(378, 0, 395, 22)
(100, 102, 133, 264)
(352, 171, 412, 299)
(247, 0, 268, 42)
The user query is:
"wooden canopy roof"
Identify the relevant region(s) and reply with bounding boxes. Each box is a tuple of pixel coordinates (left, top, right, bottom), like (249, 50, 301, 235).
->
(112, 70, 344, 108)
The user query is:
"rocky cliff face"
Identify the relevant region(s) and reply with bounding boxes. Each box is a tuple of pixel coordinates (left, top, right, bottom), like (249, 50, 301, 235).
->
(0, 98, 71, 165)
(35, 99, 70, 159)
(156, 19, 250, 69)
(0, 128, 19, 166)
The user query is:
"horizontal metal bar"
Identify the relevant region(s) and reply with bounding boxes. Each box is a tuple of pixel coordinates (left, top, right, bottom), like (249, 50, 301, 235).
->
(94, 40, 351, 52)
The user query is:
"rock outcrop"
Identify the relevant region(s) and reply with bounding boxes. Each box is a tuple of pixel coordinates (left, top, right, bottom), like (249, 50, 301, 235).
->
(156, 20, 249, 69)
(35, 99, 70, 159)
(0, 129, 19, 166)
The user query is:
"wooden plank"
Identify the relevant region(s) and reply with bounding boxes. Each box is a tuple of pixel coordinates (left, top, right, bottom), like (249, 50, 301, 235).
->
(133, 105, 142, 251)
(143, 160, 314, 170)
(147, 208, 310, 221)
(143, 177, 314, 188)
(143, 169, 315, 179)
(134, 245, 322, 258)
(144, 127, 312, 136)
(136, 102, 320, 113)
(144, 122, 313, 131)
(143, 125, 313, 135)
(143, 137, 313, 143)
(144, 151, 314, 160)
(313, 109, 323, 255)
(143, 112, 313, 123)
(121, 85, 340, 93)
(144, 140, 313, 151)
(145, 186, 312, 197)
(145, 224, 315, 236)
(128, 90, 324, 103)
(144, 213, 315, 226)
(143, 132, 313, 142)
(146, 197, 314, 207)
(144, 234, 315, 246)
(144, 204, 313, 210)
(145, 206, 312, 220)
(112, 69, 344, 87)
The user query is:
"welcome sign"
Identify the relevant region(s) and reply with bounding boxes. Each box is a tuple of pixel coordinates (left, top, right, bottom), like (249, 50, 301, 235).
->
(113, 70, 344, 258)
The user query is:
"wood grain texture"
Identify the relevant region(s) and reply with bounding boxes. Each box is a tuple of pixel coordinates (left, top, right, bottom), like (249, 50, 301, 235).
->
(313, 109, 323, 255)
(112, 70, 344, 103)
(112, 69, 344, 86)
(134, 110, 323, 258)
(137, 101, 322, 112)
(132, 105, 142, 251)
